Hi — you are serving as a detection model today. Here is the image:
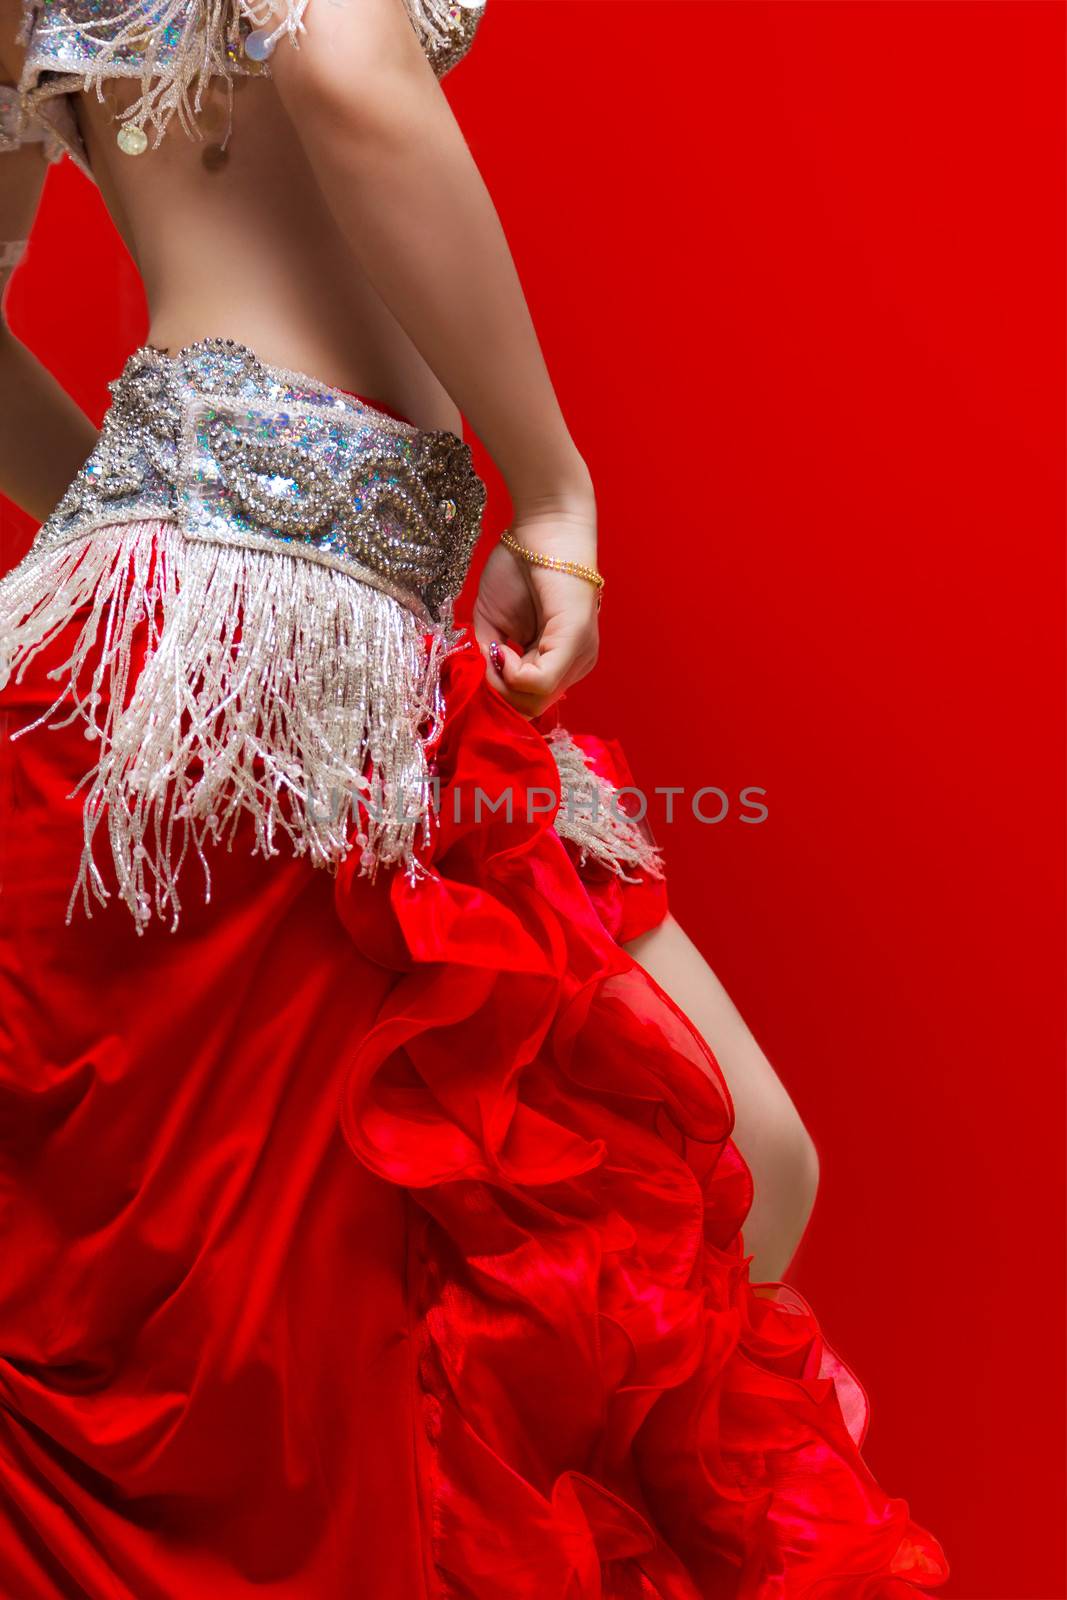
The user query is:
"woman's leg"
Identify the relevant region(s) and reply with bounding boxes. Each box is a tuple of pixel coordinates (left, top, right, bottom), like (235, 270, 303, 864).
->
(624, 913, 819, 1283)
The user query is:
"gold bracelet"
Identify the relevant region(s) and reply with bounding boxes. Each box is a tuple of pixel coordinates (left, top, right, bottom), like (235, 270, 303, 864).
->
(499, 529, 605, 604)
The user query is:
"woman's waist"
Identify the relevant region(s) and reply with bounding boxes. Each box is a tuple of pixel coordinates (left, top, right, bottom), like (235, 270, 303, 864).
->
(34, 335, 486, 623)
(144, 317, 423, 428)
(142, 311, 463, 438)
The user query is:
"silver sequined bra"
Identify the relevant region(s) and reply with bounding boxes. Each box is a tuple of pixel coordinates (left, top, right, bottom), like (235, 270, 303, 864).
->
(17, 0, 486, 170)
(39, 337, 486, 623)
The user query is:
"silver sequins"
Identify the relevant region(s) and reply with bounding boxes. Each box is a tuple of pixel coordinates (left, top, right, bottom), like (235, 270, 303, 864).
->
(34, 338, 486, 623)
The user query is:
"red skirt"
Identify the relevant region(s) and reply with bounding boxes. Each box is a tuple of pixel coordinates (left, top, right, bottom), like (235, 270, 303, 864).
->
(0, 601, 948, 1597)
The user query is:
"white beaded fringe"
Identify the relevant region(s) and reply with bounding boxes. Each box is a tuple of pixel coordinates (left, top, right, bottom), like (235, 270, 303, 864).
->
(22, 0, 471, 147)
(0, 521, 450, 933)
(546, 726, 664, 883)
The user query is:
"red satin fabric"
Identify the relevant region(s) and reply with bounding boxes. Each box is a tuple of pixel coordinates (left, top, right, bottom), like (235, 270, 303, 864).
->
(0, 594, 949, 1595)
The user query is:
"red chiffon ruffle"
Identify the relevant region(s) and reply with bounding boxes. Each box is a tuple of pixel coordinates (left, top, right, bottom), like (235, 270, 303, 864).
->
(335, 643, 949, 1598)
(0, 587, 948, 1595)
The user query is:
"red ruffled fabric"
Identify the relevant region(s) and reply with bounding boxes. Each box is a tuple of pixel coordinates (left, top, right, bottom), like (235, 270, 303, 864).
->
(335, 642, 949, 1598)
(0, 581, 947, 1595)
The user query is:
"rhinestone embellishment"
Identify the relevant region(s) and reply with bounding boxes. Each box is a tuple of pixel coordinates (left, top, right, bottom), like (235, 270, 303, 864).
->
(116, 124, 148, 155)
(243, 28, 275, 60)
(36, 338, 487, 623)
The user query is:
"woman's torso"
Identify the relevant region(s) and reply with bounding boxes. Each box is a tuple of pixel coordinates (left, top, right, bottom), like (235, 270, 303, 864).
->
(0, 0, 464, 435)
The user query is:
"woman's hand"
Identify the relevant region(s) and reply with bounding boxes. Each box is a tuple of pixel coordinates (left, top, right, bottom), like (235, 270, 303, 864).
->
(472, 502, 600, 719)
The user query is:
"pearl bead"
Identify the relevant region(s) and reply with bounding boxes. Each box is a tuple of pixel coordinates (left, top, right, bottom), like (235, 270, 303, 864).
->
(116, 124, 148, 156)
(243, 28, 275, 61)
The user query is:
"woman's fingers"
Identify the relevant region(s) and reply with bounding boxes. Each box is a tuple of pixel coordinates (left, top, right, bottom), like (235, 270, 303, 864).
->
(472, 533, 600, 718)
(482, 607, 597, 718)
(471, 620, 529, 704)
(481, 636, 551, 717)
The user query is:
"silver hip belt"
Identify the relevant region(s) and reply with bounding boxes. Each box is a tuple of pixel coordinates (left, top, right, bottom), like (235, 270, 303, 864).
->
(0, 339, 487, 930)
(36, 337, 487, 625)
(0, 339, 658, 934)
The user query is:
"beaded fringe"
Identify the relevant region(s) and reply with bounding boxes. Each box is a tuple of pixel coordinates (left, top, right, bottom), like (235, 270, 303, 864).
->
(547, 727, 664, 883)
(19, 0, 468, 146)
(0, 522, 452, 933)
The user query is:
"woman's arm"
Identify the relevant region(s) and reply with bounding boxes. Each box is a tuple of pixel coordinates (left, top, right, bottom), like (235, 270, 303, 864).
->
(271, 0, 591, 519)
(270, 0, 598, 713)
(0, 146, 98, 523)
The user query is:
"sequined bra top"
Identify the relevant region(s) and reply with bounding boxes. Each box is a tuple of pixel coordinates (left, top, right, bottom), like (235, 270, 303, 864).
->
(14, 0, 485, 173)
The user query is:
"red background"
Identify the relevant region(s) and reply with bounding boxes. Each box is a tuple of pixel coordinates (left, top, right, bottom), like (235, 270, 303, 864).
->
(3, 3, 1064, 1595)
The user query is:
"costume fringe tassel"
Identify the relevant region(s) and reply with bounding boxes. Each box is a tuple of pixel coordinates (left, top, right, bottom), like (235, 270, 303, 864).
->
(546, 726, 664, 882)
(0, 522, 450, 932)
(22, 0, 472, 147)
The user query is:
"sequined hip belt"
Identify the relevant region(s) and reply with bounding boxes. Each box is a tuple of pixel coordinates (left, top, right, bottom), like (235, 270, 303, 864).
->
(0, 338, 487, 931)
(37, 337, 486, 624)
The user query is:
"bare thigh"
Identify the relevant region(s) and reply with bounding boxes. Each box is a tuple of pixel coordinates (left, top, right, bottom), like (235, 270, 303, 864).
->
(624, 913, 819, 1281)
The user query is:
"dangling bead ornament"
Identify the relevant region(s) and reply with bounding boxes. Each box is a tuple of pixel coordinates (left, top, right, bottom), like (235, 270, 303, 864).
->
(117, 124, 148, 156)
(243, 29, 276, 61)
(92, 0, 484, 157)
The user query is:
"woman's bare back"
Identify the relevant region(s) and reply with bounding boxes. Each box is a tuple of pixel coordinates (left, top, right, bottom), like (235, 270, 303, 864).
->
(3, 0, 600, 725)
(0, 0, 461, 435)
